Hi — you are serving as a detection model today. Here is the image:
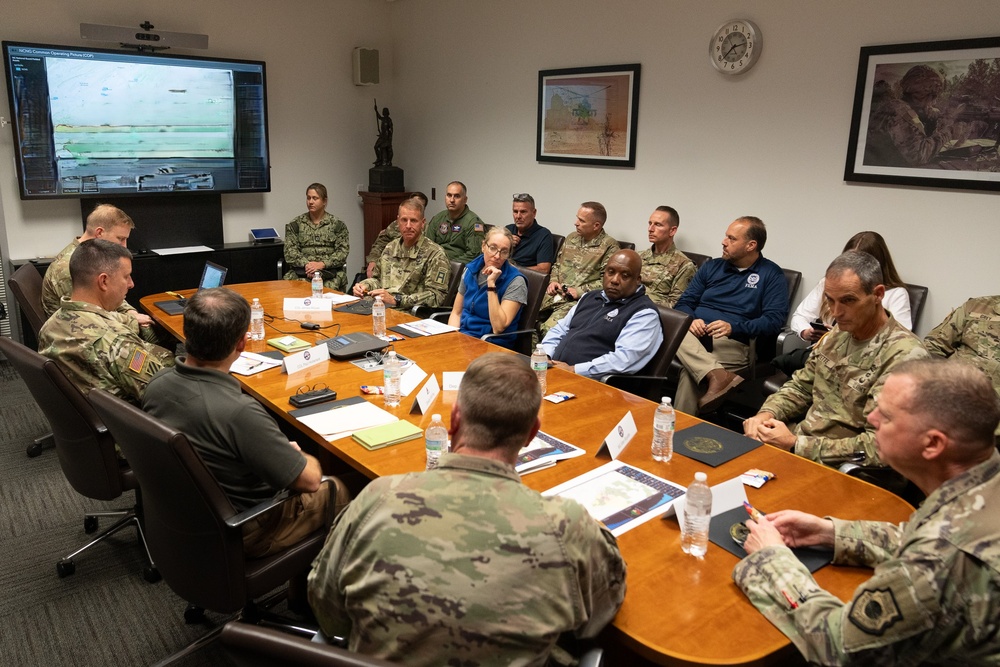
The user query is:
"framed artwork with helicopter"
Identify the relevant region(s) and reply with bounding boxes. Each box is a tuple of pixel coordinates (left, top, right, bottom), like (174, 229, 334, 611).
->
(536, 63, 641, 168)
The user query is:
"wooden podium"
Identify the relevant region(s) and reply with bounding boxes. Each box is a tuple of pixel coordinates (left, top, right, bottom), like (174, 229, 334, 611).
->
(359, 191, 413, 255)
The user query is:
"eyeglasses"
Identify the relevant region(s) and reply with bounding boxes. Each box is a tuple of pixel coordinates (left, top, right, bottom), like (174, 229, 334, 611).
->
(484, 242, 510, 258)
(296, 383, 329, 395)
(512, 193, 535, 205)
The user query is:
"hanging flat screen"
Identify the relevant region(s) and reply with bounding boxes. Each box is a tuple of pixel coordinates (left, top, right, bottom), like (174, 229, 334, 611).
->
(2, 41, 270, 200)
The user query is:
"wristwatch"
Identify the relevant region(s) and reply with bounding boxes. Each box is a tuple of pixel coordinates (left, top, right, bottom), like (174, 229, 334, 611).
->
(392, 292, 404, 307)
(486, 286, 498, 293)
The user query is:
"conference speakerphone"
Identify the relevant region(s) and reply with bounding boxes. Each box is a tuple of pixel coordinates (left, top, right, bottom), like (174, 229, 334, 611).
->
(325, 332, 389, 360)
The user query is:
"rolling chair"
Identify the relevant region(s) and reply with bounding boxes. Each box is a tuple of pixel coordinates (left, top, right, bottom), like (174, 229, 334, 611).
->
(679, 250, 712, 269)
(601, 306, 693, 401)
(411, 260, 466, 318)
(550, 234, 566, 263)
(617, 241, 636, 251)
(0, 337, 157, 580)
(89, 389, 332, 665)
(7, 262, 55, 457)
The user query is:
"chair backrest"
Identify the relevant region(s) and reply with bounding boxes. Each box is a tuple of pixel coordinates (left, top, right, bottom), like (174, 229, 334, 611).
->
(550, 234, 566, 262)
(641, 306, 693, 376)
(617, 241, 636, 251)
(904, 283, 929, 331)
(516, 267, 550, 332)
(0, 336, 128, 500)
(88, 389, 249, 613)
(220, 622, 399, 667)
(8, 263, 48, 335)
(443, 260, 465, 308)
(681, 251, 712, 269)
(782, 268, 802, 310)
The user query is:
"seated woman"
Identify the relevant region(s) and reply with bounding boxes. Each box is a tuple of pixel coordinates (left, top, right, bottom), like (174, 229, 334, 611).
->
(448, 227, 527, 349)
(283, 183, 350, 291)
(774, 230, 911, 375)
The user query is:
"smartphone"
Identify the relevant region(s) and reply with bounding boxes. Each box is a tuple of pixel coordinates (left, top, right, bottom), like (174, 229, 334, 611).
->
(810, 320, 830, 332)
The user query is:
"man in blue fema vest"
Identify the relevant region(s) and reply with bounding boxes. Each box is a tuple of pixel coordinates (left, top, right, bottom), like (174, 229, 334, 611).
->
(540, 249, 663, 378)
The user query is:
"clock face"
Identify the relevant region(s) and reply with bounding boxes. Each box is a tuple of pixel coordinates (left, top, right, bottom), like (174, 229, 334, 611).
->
(710, 20, 761, 75)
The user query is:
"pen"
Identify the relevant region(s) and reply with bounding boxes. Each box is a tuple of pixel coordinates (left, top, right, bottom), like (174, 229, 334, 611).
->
(781, 589, 799, 610)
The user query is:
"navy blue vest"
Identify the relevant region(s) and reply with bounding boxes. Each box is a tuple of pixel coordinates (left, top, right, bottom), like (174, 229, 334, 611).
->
(459, 256, 522, 347)
(553, 286, 656, 365)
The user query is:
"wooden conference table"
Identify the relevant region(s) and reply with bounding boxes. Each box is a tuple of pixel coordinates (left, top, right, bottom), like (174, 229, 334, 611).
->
(142, 280, 913, 667)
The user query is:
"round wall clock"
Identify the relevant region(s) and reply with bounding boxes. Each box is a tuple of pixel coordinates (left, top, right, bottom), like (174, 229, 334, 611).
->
(709, 19, 762, 75)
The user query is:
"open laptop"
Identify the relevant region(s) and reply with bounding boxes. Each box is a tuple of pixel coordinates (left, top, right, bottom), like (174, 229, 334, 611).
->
(153, 261, 229, 315)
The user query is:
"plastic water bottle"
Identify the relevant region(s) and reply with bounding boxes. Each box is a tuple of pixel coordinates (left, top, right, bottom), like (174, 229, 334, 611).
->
(249, 298, 265, 341)
(311, 271, 323, 298)
(681, 472, 712, 558)
(383, 351, 401, 408)
(372, 295, 387, 339)
(651, 397, 675, 462)
(531, 345, 548, 395)
(425, 414, 448, 470)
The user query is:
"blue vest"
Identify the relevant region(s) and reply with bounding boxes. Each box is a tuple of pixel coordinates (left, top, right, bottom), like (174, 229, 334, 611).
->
(459, 256, 522, 347)
(553, 286, 656, 366)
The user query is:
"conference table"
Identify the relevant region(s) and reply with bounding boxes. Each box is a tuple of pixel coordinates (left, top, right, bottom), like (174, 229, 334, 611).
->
(142, 280, 914, 666)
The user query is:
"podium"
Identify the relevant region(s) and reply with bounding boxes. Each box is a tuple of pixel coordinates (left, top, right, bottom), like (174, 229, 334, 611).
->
(359, 191, 414, 254)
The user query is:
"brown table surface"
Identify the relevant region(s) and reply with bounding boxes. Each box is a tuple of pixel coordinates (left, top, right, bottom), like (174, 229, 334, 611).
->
(142, 281, 914, 666)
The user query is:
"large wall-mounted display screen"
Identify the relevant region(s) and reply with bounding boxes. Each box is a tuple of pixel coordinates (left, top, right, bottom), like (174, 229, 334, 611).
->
(3, 41, 270, 200)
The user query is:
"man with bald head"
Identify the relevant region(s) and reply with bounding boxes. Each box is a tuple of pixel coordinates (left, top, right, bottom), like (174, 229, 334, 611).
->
(540, 249, 663, 378)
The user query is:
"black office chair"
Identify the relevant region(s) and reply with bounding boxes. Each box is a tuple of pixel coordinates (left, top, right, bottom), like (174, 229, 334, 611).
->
(482, 266, 550, 355)
(617, 241, 636, 251)
(0, 337, 157, 580)
(89, 389, 332, 665)
(601, 306, 693, 401)
(680, 250, 712, 269)
(904, 283, 929, 331)
(411, 260, 465, 318)
(550, 234, 566, 265)
(220, 622, 397, 667)
(7, 262, 55, 457)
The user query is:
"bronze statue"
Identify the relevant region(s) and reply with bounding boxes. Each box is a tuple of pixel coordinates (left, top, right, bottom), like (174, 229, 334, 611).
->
(374, 100, 393, 166)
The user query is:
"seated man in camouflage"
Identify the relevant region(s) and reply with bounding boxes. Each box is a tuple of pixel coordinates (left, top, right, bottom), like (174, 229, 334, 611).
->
(364, 191, 428, 278)
(640, 205, 696, 308)
(537, 201, 619, 336)
(308, 353, 626, 666)
(38, 239, 174, 404)
(743, 251, 926, 467)
(353, 198, 450, 309)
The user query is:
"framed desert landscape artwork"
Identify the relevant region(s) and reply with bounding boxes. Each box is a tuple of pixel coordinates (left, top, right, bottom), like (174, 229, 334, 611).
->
(845, 35, 1000, 192)
(537, 64, 641, 168)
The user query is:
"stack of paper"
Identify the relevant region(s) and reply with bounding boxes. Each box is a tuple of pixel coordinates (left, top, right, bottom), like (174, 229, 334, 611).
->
(229, 352, 283, 376)
(296, 400, 398, 442)
(515, 431, 586, 474)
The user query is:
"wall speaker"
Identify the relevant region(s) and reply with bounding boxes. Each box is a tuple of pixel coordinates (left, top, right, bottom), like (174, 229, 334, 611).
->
(353, 47, 379, 86)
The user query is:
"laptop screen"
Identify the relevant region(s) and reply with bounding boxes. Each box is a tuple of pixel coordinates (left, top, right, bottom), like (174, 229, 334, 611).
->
(200, 261, 228, 289)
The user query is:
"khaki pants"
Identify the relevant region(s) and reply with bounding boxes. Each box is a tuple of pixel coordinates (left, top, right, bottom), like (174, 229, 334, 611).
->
(673, 333, 749, 414)
(243, 477, 350, 558)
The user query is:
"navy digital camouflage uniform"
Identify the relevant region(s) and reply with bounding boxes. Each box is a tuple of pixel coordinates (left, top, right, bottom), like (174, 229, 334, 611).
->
(760, 314, 927, 467)
(638, 244, 696, 308)
(733, 451, 1000, 666)
(307, 453, 626, 667)
(38, 298, 174, 404)
(283, 212, 350, 291)
(426, 206, 486, 263)
(356, 235, 451, 309)
(538, 229, 620, 336)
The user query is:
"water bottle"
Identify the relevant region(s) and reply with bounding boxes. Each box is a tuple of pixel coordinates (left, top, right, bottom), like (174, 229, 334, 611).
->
(425, 414, 448, 470)
(311, 271, 323, 298)
(681, 472, 712, 558)
(651, 397, 675, 462)
(531, 345, 548, 395)
(383, 351, 401, 408)
(372, 295, 387, 339)
(249, 298, 265, 341)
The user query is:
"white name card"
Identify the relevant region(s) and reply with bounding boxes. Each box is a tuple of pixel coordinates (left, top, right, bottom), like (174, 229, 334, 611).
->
(410, 373, 441, 415)
(283, 297, 332, 312)
(597, 411, 637, 460)
(283, 343, 330, 374)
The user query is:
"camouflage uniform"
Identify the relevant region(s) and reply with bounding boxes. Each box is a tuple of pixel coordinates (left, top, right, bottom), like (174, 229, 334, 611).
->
(538, 230, 620, 336)
(638, 244, 696, 308)
(307, 453, 626, 667)
(924, 296, 1000, 436)
(38, 298, 174, 404)
(733, 451, 1000, 666)
(760, 314, 927, 467)
(356, 235, 450, 309)
(283, 212, 350, 291)
(42, 239, 136, 318)
(865, 98, 959, 167)
(365, 219, 400, 265)
(426, 206, 486, 263)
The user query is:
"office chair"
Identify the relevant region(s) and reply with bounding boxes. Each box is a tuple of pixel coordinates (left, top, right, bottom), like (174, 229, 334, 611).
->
(679, 250, 712, 269)
(601, 306, 693, 401)
(89, 389, 332, 665)
(220, 622, 398, 667)
(411, 260, 466, 318)
(7, 262, 55, 457)
(481, 266, 550, 355)
(0, 337, 157, 580)
(617, 241, 637, 251)
(550, 234, 566, 264)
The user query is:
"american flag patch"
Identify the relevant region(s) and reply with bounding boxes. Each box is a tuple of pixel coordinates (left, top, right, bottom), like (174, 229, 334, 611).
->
(127, 349, 148, 374)
(473, 223, 484, 232)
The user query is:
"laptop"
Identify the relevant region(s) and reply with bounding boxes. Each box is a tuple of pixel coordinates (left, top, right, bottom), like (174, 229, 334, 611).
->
(153, 261, 229, 315)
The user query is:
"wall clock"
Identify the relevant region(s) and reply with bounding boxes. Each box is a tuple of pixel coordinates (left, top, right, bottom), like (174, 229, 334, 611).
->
(710, 19, 762, 75)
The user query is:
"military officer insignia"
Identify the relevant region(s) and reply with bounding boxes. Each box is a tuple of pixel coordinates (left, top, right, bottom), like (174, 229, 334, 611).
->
(435, 270, 447, 285)
(127, 349, 148, 374)
(849, 588, 903, 635)
(451, 224, 462, 233)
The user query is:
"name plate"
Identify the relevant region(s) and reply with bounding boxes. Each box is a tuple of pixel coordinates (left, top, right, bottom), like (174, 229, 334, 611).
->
(597, 411, 637, 460)
(283, 344, 330, 374)
(283, 297, 332, 312)
(410, 373, 441, 415)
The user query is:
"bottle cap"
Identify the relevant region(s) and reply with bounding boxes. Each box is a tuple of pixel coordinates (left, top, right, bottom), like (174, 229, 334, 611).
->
(695, 472, 707, 482)
(375, 295, 383, 302)
(432, 413, 440, 420)
(661, 396, 671, 405)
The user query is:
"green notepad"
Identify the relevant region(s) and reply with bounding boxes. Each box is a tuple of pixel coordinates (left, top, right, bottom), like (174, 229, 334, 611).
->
(266, 335, 311, 352)
(352, 420, 423, 450)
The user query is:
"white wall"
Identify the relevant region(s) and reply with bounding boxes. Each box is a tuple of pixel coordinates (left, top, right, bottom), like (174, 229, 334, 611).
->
(387, 0, 1000, 334)
(0, 0, 392, 277)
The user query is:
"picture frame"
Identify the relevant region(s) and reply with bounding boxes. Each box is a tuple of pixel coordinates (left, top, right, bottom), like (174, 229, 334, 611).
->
(845, 36, 1000, 193)
(537, 64, 641, 168)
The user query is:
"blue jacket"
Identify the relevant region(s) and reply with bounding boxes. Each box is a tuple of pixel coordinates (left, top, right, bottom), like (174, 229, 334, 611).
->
(675, 255, 788, 344)
(459, 255, 523, 347)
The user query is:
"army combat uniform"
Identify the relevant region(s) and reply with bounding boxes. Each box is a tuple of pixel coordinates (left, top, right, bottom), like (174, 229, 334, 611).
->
(426, 206, 486, 263)
(356, 235, 450, 309)
(760, 314, 927, 467)
(308, 453, 627, 667)
(733, 451, 1000, 666)
(283, 212, 350, 291)
(365, 219, 400, 265)
(38, 298, 174, 404)
(924, 295, 1000, 436)
(538, 229, 620, 336)
(638, 244, 696, 308)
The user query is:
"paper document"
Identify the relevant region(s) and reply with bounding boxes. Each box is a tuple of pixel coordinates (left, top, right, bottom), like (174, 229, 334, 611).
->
(515, 431, 586, 474)
(229, 352, 282, 376)
(296, 400, 398, 442)
(150, 245, 214, 255)
(324, 293, 360, 304)
(393, 319, 458, 337)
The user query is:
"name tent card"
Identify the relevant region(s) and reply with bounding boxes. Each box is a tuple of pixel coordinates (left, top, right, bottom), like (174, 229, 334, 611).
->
(283, 297, 333, 312)
(597, 411, 637, 460)
(410, 373, 441, 415)
(283, 343, 330, 374)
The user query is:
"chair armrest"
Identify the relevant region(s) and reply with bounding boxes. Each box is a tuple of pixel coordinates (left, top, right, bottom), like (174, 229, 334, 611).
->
(276, 257, 284, 280)
(225, 476, 337, 528)
(410, 305, 452, 319)
(778, 329, 809, 356)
